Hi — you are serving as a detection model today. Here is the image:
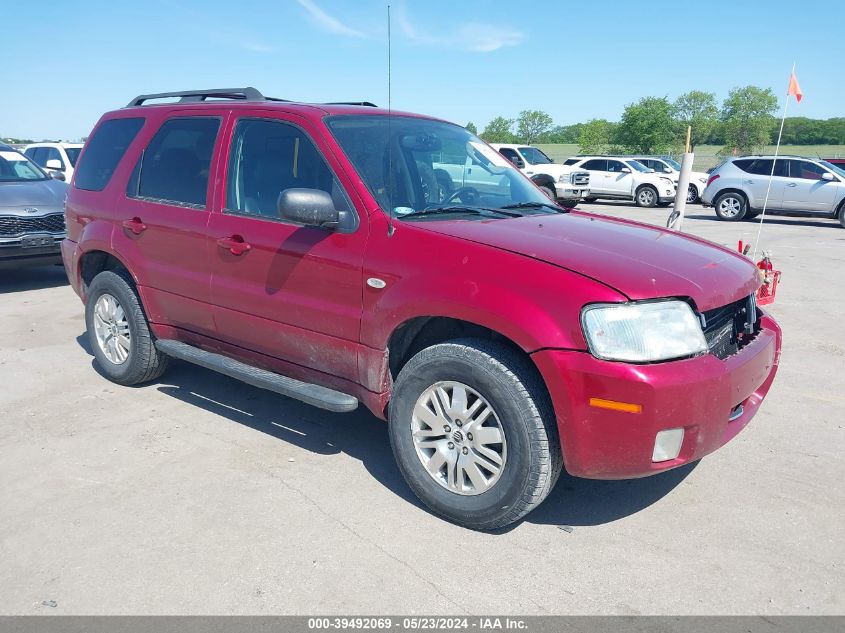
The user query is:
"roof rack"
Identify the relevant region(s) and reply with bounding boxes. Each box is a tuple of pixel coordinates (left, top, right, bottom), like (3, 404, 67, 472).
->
(126, 88, 378, 109)
(127, 87, 267, 107)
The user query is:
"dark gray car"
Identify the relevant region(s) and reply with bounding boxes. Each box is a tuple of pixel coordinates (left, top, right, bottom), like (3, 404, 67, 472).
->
(0, 143, 68, 268)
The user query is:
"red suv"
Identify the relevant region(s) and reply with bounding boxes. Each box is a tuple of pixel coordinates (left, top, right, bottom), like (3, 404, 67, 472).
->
(63, 88, 782, 529)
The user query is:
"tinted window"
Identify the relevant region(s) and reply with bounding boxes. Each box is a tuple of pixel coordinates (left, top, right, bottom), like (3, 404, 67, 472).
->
(582, 159, 607, 171)
(498, 148, 521, 164)
(65, 147, 81, 166)
(746, 159, 787, 177)
(607, 160, 627, 173)
(733, 159, 755, 172)
(563, 158, 580, 166)
(225, 118, 351, 219)
(75, 118, 145, 191)
(133, 117, 219, 207)
(790, 160, 827, 180)
(45, 147, 63, 168)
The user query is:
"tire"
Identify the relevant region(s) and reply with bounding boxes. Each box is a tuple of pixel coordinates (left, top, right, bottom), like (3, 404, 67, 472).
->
(85, 270, 169, 385)
(838, 201, 845, 229)
(388, 339, 562, 530)
(744, 208, 761, 220)
(713, 191, 747, 221)
(635, 185, 658, 208)
(686, 185, 699, 204)
(539, 184, 556, 200)
(583, 196, 597, 203)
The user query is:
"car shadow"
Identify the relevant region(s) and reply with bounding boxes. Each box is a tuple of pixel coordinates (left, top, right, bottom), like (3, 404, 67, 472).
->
(73, 336, 694, 531)
(684, 211, 840, 229)
(0, 265, 68, 293)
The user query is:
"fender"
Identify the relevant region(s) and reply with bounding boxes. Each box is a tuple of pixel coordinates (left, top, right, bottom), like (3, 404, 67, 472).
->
(530, 173, 556, 190)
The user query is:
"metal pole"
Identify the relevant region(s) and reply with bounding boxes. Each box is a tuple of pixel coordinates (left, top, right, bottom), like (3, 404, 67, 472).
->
(667, 126, 694, 231)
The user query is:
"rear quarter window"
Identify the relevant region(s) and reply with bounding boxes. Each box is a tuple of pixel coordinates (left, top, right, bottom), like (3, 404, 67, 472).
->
(75, 118, 145, 191)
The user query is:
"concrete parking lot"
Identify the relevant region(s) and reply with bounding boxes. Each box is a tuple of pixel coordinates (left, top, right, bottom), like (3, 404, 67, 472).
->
(1, 203, 843, 615)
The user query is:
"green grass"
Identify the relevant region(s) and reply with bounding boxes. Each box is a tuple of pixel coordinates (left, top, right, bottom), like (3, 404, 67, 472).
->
(534, 144, 845, 172)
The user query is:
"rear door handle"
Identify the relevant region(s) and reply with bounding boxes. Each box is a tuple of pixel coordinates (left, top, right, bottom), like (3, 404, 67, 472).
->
(121, 217, 147, 235)
(217, 235, 252, 256)
(787, 182, 798, 187)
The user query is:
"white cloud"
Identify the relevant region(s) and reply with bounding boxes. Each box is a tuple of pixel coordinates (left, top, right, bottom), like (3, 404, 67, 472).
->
(456, 23, 523, 53)
(295, 0, 364, 38)
(395, 6, 523, 53)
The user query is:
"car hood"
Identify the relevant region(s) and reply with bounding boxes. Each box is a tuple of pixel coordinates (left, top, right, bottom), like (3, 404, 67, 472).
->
(418, 212, 759, 311)
(0, 178, 67, 210)
(529, 164, 580, 176)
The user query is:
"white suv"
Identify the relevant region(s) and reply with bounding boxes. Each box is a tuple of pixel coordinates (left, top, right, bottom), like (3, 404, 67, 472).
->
(491, 144, 590, 206)
(23, 142, 83, 183)
(629, 156, 709, 204)
(701, 155, 845, 226)
(564, 156, 676, 207)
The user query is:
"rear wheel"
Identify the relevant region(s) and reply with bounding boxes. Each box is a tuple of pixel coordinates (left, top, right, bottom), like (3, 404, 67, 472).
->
(85, 270, 169, 385)
(583, 196, 597, 203)
(635, 185, 658, 208)
(838, 202, 845, 229)
(389, 339, 562, 530)
(686, 184, 699, 204)
(714, 191, 747, 221)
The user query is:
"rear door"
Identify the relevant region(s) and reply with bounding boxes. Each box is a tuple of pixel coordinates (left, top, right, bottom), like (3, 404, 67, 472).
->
(782, 160, 838, 213)
(580, 159, 610, 193)
(207, 112, 368, 382)
(740, 158, 788, 209)
(117, 112, 226, 336)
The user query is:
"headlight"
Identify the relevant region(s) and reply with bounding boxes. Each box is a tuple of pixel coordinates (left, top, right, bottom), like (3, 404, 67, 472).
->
(581, 300, 708, 362)
(558, 174, 568, 182)
(699, 177, 707, 183)
(659, 176, 673, 185)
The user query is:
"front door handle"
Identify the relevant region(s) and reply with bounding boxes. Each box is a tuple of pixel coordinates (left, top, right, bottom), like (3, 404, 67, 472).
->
(787, 182, 798, 187)
(217, 235, 252, 256)
(121, 217, 147, 235)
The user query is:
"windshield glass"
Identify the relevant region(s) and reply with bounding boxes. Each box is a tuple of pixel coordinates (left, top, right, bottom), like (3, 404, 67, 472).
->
(627, 160, 651, 173)
(65, 147, 82, 167)
(327, 115, 557, 220)
(0, 150, 48, 182)
(664, 158, 682, 170)
(518, 147, 552, 165)
(820, 161, 845, 179)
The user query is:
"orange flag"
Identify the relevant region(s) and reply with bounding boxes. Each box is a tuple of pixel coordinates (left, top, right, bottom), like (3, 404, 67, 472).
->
(787, 71, 803, 102)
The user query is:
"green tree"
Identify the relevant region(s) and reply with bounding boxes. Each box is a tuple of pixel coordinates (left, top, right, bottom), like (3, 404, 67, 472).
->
(515, 110, 553, 144)
(480, 116, 515, 143)
(672, 90, 718, 151)
(720, 85, 778, 154)
(465, 122, 478, 135)
(578, 119, 613, 154)
(613, 96, 675, 153)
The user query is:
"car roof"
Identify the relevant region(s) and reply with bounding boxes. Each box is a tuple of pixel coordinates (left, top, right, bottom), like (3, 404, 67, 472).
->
(26, 142, 84, 147)
(0, 142, 13, 151)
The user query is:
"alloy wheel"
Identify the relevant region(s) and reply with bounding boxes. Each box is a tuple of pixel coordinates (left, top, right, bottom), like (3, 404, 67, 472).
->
(93, 293, 131, 364)
(718, 196, 743, 218)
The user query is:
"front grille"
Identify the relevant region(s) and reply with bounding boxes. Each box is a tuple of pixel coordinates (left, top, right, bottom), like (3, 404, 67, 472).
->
(571, 171, 590, 186)
(0, 213, 66, 237)
(701, 294, 759, 360)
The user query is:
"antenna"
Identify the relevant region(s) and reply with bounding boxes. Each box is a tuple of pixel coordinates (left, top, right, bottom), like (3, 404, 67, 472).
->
(386, 4, 395, 236)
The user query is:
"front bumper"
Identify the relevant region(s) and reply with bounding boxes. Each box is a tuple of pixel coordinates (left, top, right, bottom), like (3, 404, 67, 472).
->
(532, 314, 781, 479)
(0, 234, 64, 268)
(659, 193, 676, 204)
(554, 184, 589, 200)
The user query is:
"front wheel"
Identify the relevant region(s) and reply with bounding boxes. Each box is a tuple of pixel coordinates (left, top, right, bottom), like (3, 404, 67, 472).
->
(686, 185, 699, 204)
(85, 270, 169, 385)
(388, 339, 562, 530)
(838, 202, 845, 229)
(635, 185, 658, 208)
(714, 191, 747, 221)
(539, 184, 556, 200)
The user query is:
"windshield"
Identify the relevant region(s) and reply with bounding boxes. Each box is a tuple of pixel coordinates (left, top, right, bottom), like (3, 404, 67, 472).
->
(65, 147, 82, 167)
(0, 150, 48, 182)
(627, 160, 651, 173)
(518, 147, 553, 165)
(820, 161, 845, 179)
(664, 158, 682, 170)
(327, 115, 557, 220)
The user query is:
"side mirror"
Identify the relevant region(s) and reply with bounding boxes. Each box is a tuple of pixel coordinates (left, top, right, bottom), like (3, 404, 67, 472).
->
(822, 172, 835, 181)
(664, 167, 673, 173)
(50, 171, 66, 181)
(621, 167, 631, 173)
(45, 159, 63, 170)
(277, 188, 353, 232)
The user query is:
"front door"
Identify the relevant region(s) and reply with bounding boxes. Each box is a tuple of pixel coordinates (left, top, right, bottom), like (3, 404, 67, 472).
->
(782, 160, 838, 213)
(605, 159, 634, 196)
(208, 113, 368, 382)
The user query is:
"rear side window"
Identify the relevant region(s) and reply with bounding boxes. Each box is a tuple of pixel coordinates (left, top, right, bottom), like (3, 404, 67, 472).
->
(732, 159, 754, 172)
(747, 159, 787, 177)
(130, 117, 220, 207)
(224, 118, 351, 219)
(582, 159, 607, 171)
(563, 158, 580, 166)
(75, 118, 145, 191)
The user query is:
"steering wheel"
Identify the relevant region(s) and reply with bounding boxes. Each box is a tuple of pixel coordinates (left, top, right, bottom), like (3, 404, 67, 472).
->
(444, 186, 480, 204)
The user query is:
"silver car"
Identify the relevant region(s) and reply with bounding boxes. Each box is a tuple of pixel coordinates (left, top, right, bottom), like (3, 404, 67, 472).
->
(701, 155, 845, 227)
(0, 144, 68, 268)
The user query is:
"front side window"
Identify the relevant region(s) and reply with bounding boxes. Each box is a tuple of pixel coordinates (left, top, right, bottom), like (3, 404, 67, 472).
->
(225, 118, 351, 219)
(518, 147, 552, 165)
(0, 149, 48, 181)
(607, 160, 628, 173)
(791, 160, 827, 180)
(65, 147, 81, 167)
(327, 115, 555, 221)
(132, 117, 220, 207)
(498, 148, 521, 165)
(75, 117, 145, 191)
(626, 160, 650, 173)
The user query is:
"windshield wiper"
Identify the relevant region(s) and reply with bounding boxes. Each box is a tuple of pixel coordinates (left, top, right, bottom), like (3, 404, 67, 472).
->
(401, 205, 522, 219)
(499, 201, 569, 213)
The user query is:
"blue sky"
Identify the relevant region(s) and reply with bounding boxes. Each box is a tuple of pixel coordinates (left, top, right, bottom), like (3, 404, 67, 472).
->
(2, 0, 843, 140)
